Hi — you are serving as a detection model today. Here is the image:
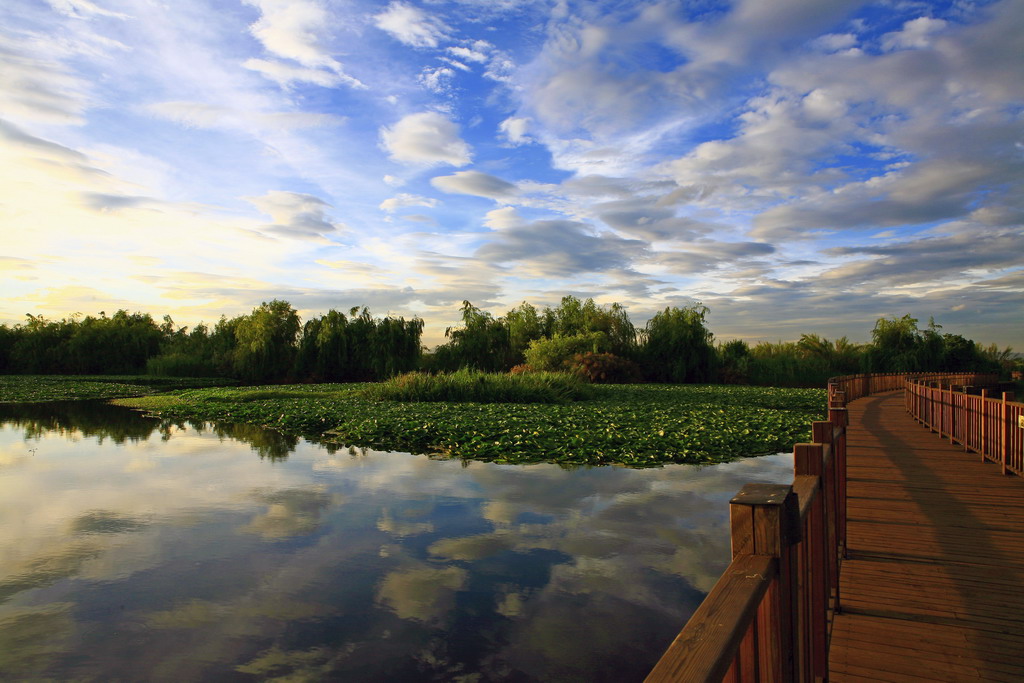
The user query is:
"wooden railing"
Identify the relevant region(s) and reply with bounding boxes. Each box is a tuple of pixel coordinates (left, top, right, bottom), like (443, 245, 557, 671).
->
(646, 393, 848, 682)
(646, 371, 1004, 683)
(905, 378, 1022, 477)
(827, 371, 997, 403)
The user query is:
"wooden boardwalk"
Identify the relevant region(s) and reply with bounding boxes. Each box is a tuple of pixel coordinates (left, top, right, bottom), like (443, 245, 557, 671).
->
(829, 391, 1024, 682)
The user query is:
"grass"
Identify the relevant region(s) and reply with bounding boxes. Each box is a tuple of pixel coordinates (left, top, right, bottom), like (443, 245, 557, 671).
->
(0, 375, 237, 404)
(114, 382, 826, 467)
(363, 369, 591, 404)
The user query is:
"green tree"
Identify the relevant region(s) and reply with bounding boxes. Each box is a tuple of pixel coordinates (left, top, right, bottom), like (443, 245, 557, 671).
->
(717, 339, 751, 384)
(640, 304, 715, 383)
(233, 300, 301, 382)
(10, 314, 74, 373)
(293, 307, 422, 381)
(0, 324, 17, 373)
(939, 333, 985, 372)
(867, 314, 923, 372)
(549, 296, 636, 356)
(65, 310, 163, 374)
(504, 302, 545, 365)
(979, 343, 1015, 374)
(437, 301, 513, 372)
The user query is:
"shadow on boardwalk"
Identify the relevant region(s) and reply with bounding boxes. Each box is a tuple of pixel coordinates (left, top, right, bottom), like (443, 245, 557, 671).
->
(829, 392, 1024, 682)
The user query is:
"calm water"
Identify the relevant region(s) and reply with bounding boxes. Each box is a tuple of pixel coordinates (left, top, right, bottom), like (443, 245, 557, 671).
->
(0, 401, 793, 682)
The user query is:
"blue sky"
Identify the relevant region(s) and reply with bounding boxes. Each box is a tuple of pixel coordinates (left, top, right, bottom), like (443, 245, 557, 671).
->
(1, 0, 1021, 347)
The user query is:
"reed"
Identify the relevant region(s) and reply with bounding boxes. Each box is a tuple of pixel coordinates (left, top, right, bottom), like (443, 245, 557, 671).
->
(363, 369, 591, 404)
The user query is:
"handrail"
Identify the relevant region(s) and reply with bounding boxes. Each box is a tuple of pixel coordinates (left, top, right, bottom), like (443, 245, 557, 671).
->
(645, 554, 777, 683)
(905, 378, 1022, 477)
(646, 370, 1004, 682)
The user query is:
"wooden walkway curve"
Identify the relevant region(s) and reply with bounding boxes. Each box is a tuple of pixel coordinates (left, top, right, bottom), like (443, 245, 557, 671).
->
(830, 391, 1024, 682)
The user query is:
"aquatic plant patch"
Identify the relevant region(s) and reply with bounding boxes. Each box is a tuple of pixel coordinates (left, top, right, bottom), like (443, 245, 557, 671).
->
(116, 383, 825, 467)
(0, 375, 237, 404)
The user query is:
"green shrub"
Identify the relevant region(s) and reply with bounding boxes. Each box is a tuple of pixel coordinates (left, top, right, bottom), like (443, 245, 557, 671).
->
(363, 369, 591, 403)
(523, 332, 609, 372)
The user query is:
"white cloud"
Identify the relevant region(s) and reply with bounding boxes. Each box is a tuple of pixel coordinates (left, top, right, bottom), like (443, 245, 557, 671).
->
(379, 193, 439, 213)
(498, 117, 532, 145)
(373, 2, 450, 49)
(245, 190, 343, 239)
(483, 206, 521, 229)
(801, 88, 846, 122)
(46, 0, 127, 19)
(243, 0, 363, 89)
(476, 218, 647, 276)
(665, 90, 856, 204)
(147, 101, 345, 131)
(430, 170, 518, 200)
(665, 0, 867, 65)
(380, 112, 472, 167)
(440, 57, 471, 72)
(750, 160, 1008, 239)
(448, 46, 488, 63)
(245, 0, 333, 67)
(0, 32, 92, 125)
(810, 33, 858, 52)
(595, 196, 721, 242)
(242, 58, 365, 89)
(419, 66, 455, 93)
(881, 17, 948, 52)
(653, 241, 776, 276)
(383, 175, 405, 187)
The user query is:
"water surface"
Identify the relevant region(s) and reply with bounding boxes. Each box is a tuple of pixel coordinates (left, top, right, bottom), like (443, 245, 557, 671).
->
(0, 401, 793, 681)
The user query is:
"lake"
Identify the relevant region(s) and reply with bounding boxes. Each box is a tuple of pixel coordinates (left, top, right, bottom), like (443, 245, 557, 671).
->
(0, 400, 793, 681)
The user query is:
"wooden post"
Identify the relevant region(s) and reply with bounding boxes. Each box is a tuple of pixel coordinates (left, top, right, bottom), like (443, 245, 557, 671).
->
(912, 379, 919, 421)
(812, 422, 839, 614)
(963, 387, 972, 452)
(796, 438, 830, 683)
(730, 484, 800, 682)
(924, 382, 933, 430)
(829, 405, 848, 560)
(1003, 393, 1012, 475)
(914, 378, 920, 416)
(949, 384, 956, 444)
(981, 389, 988, 463)
(941, 383, 947, 438)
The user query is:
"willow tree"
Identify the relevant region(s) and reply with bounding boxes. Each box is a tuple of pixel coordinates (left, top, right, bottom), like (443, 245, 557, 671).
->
(640, 304, 715, 383)
(293, 307, 422, 381)
(233, 300, 301, 382)
(437, 301, 514, 372)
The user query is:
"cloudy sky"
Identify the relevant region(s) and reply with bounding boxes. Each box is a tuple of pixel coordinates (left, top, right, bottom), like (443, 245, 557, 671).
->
(2, 0, 1021, 346)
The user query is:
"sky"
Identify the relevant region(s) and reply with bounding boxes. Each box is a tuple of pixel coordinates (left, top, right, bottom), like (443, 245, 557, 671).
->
(1, 0, 1021, 348)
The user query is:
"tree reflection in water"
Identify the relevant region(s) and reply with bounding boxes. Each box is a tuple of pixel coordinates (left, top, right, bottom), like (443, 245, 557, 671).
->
(0, 401, 313, 461)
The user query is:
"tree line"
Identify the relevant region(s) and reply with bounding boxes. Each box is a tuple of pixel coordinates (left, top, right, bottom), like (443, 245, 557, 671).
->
(0, 299, 1016, 386)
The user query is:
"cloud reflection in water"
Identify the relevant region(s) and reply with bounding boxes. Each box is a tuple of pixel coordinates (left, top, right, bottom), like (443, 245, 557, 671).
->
(0, 402, 793, 681)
